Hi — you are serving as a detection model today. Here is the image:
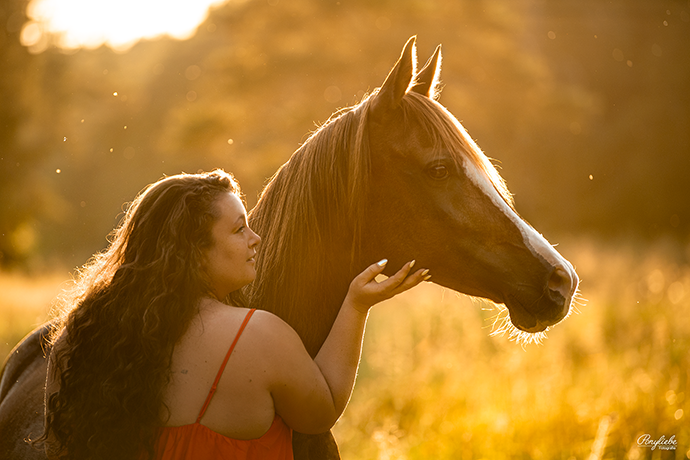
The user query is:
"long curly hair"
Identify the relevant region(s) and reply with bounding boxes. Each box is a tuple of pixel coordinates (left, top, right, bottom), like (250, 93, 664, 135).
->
(42, 169, 243, 460)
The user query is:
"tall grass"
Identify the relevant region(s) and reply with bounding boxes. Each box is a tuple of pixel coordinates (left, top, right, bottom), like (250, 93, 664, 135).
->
(334, 240, 689, 460)
(0, 271, 66, 361)
(1, 240, 688, 458)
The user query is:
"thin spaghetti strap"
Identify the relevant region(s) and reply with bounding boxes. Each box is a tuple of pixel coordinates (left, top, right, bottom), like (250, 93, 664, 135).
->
(196, 308, 257, 423)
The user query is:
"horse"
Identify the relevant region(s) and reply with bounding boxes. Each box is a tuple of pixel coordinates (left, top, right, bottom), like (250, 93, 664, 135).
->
(0, 37, 579, 460)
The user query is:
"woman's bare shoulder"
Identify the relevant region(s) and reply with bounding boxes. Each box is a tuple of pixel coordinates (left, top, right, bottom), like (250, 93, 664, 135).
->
(227, 309, 312, 376)
(242, 309, 303, 349)
(194, 300, 301, 351)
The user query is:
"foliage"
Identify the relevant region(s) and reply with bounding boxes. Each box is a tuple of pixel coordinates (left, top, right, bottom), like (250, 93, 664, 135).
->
(0, 0, 689, 268)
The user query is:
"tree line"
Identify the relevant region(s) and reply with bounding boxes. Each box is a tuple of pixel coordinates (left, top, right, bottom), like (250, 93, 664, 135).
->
(1, 0, 688, 269)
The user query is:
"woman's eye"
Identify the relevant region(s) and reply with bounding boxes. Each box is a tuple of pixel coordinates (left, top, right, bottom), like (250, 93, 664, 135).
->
(236, 226, 245, 233)
(427, 164, 449, 180)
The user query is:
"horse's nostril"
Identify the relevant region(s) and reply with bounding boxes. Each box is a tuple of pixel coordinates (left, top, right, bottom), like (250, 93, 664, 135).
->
(548, 266, 573, 299)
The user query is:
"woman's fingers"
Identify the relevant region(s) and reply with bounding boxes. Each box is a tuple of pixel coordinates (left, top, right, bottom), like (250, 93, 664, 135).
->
(355, 259, 389, 285)
(348, 259, 431, 310)
(390, 268, 429, 296)
(372, 261, 431, 298)
(376, 260, 415, 291)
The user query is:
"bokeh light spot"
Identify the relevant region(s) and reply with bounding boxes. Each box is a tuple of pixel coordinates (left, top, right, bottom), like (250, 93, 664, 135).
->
(20, 22, 42, 46)
(666, 390, 677, 404)
(646, 269, 665, 294)
(376, 17, 391, 31)
(185, 65, 202, 80)
(324, 86, 342, 103)
(11, 223, 37, 255)
(667, 281, 685, 304)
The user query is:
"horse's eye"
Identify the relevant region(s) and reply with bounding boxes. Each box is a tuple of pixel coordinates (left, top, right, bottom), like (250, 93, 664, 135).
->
(427, 164, 449, 180)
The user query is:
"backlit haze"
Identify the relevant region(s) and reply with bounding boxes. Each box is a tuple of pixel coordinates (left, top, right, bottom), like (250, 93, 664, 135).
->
(20, 0, 228, 53)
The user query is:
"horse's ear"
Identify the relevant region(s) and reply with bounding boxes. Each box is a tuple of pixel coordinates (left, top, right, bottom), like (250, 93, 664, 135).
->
(372, 36, 417, 115)
(410, 44, 442, 100)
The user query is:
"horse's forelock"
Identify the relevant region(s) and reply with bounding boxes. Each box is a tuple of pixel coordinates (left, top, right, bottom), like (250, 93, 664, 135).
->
(400, 92, 515, 209)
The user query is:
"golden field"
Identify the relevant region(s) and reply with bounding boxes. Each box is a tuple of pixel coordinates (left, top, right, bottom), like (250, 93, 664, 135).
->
(335, 239, 690, 459)
(1, 239, 688, 459)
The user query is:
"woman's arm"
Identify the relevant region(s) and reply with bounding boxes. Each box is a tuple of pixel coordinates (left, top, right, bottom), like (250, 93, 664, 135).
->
(265, 260, 427, 434)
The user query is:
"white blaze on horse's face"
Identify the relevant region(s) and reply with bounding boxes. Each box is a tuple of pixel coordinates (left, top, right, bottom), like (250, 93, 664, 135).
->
(460, 157, 579, 331)
(364, 36, 579, 336)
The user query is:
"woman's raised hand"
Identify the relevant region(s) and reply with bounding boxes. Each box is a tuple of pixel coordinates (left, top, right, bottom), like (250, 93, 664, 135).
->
(346, 259, 430, 313)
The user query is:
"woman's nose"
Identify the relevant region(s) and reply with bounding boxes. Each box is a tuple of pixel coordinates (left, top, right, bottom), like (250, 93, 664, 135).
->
(250, 229, 261, 247)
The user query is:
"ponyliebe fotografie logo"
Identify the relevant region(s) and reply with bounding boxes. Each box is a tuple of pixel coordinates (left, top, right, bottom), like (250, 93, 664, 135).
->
(637, 434, 677, 451)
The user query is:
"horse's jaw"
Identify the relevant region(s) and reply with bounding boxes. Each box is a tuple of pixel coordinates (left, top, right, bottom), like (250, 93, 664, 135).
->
(428, 261, 577, 334)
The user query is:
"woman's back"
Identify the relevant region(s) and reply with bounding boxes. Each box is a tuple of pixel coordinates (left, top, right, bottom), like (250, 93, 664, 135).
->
(163, 300, 277, 439)
(155, 303, 294, 459)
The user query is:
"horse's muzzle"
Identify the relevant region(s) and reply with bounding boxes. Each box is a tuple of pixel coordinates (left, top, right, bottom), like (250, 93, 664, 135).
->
(509, 264, 579, 333)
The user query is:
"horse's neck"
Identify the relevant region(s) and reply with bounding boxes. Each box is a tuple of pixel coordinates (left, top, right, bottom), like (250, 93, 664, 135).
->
(251, 244, 358, 356)
(247, 124, 367, 356)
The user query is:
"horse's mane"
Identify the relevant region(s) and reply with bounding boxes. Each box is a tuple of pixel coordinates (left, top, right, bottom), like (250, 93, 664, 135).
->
(246, 93, 374, 349)
(247, 89, 513, 352)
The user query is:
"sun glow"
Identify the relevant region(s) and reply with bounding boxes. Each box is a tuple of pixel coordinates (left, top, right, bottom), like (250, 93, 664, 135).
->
(20, 0, 228, 53)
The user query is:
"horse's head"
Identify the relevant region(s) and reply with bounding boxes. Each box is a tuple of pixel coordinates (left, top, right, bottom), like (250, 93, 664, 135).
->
(362, 37, 579, 336)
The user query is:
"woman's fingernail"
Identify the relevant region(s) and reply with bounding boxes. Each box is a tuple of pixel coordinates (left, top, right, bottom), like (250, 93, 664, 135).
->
(421, 269, 429, 276)
(423, 274, 432, 281)
(377, 259, 388, 267)
(409, 260, 416, 268)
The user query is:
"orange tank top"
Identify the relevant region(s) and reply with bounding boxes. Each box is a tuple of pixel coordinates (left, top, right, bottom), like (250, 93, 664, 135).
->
(153, 309, 293, 460)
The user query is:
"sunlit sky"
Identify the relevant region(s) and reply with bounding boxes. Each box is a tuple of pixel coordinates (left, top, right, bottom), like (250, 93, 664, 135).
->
(21, 0, 228, 53)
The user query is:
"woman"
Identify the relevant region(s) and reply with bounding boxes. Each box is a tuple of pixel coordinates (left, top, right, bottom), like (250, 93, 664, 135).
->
(42, 169, 428, 460)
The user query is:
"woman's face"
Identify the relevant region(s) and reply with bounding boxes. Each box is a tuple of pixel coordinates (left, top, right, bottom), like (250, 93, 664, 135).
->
(205, 192, 261, 300)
